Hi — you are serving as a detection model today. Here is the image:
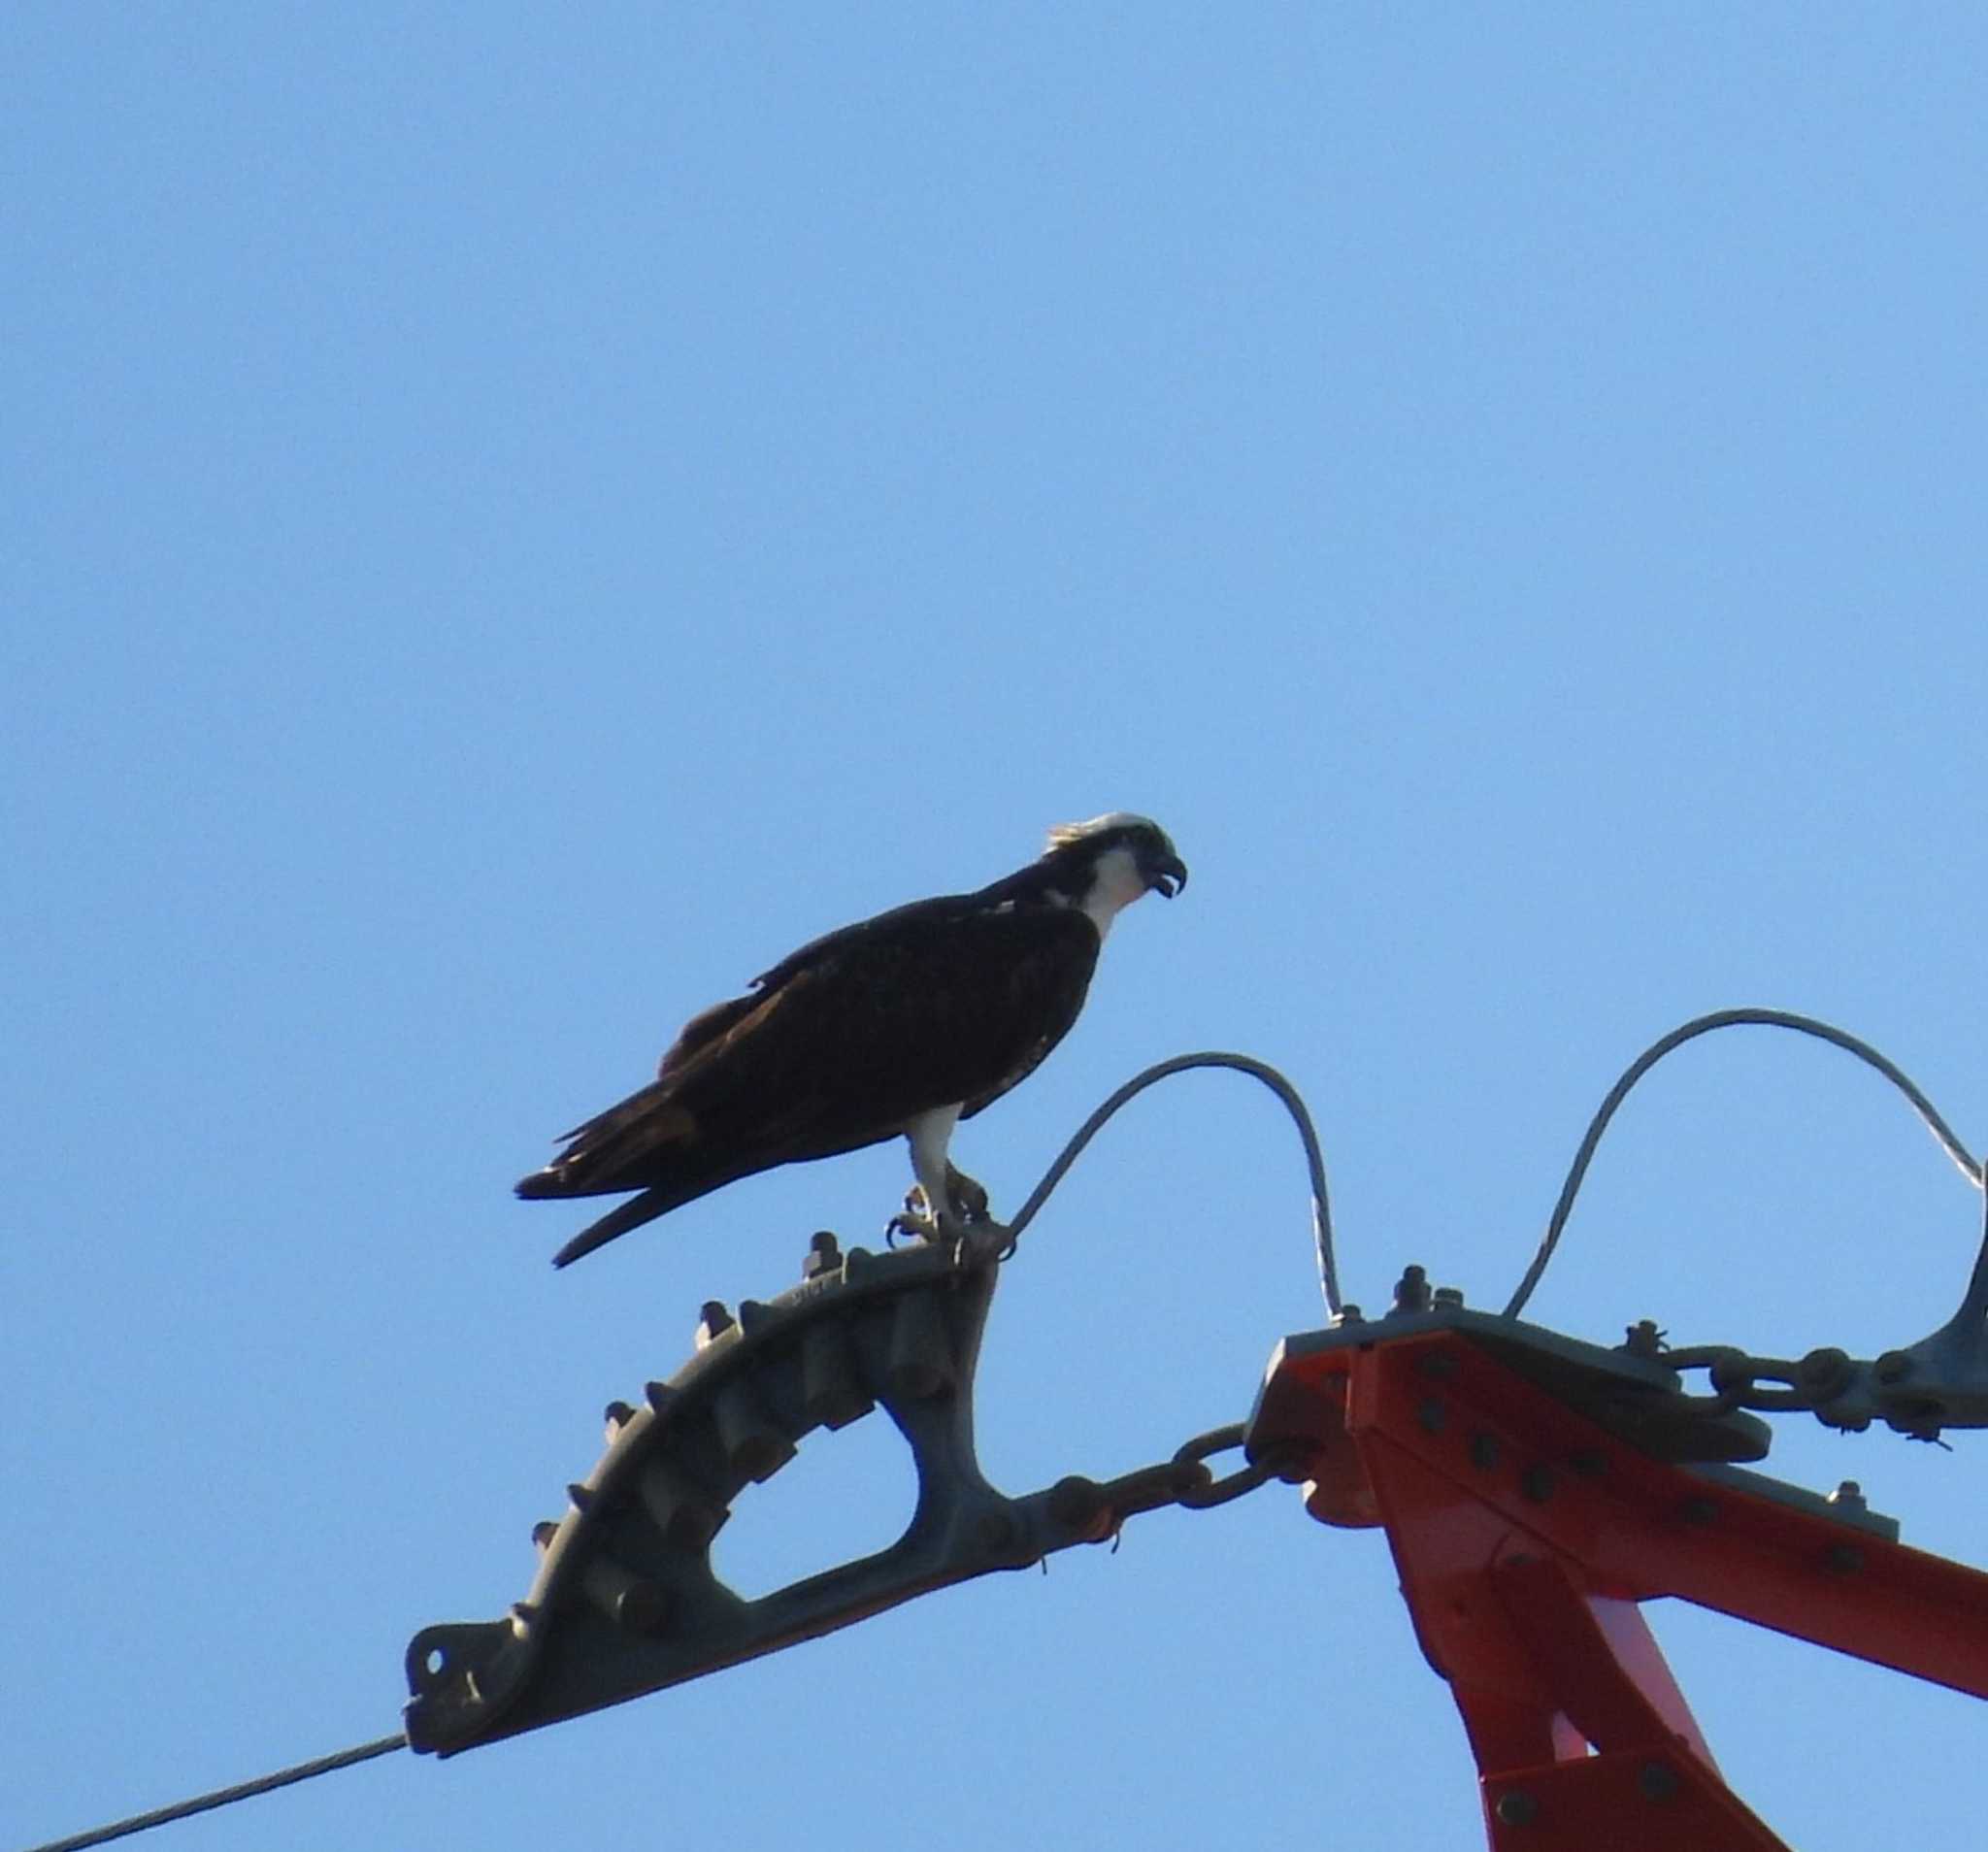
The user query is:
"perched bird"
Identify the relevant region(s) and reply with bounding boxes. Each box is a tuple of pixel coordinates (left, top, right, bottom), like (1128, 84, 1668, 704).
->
(518, 813, 1188, 1267)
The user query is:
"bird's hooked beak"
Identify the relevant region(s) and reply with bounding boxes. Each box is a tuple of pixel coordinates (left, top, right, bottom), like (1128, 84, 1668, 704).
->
(1144, 849, 1188, 899)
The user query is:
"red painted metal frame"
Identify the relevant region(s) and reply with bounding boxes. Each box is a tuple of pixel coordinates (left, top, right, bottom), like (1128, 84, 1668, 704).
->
(1265, 1327, 1988, 1851)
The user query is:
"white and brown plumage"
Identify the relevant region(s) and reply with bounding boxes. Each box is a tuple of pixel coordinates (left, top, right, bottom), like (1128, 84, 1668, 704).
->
(517, 814, 1188, 1267)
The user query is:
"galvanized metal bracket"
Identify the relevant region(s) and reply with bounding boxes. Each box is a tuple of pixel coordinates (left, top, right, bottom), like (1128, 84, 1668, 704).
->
(403, 1225, 1223, 1755)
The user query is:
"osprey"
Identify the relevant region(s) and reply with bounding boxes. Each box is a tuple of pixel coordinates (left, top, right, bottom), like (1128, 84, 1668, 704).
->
(518, 813, 1187, 1267)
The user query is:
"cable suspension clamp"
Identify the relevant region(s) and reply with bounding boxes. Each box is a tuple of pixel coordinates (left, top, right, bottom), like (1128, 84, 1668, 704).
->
(404, 1226, 1291, 1755)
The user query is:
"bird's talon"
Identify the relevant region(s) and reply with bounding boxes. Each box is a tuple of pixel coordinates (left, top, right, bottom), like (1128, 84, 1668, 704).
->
(887, 1208, 944, 1246)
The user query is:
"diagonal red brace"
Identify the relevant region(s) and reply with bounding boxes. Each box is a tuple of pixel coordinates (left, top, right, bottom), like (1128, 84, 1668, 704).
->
(1252, 1315, 1988, 1850)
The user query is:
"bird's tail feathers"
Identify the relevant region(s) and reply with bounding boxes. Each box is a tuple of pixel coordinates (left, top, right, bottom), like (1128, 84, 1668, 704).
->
(550, 1189, 676, 1268)
(514, 1086, 696, 1200)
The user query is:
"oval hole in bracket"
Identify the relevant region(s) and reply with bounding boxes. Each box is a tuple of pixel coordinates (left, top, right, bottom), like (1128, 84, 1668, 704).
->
(707, 1406, 920, 1599)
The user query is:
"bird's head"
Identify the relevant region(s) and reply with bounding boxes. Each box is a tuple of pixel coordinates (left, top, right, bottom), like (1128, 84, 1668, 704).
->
(1040, 812, 1188, 932)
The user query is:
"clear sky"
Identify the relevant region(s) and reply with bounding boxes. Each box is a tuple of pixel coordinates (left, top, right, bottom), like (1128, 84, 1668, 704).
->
(10, 7, 1988, 1849)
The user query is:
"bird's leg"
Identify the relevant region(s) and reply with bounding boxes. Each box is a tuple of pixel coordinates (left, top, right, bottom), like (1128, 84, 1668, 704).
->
(890, 1109, 968, 1245)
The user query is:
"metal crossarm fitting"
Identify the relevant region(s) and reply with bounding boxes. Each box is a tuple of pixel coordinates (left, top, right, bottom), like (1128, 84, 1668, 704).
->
(1246, 1299, 1988, 1851)
(405, 1227, 1285, 1755)
(1646, 1291, 1988, 1443)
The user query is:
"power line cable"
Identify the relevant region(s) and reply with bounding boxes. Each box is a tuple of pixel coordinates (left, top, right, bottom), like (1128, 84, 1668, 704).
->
(19, 1734, 405, 1852)
(1506, 1008, 1983, 1318)
(1003, 1050, 1340, 1315)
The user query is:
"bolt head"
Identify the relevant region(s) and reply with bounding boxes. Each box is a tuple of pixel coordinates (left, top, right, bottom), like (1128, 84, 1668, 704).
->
(1638, 1760, 1679, 1802)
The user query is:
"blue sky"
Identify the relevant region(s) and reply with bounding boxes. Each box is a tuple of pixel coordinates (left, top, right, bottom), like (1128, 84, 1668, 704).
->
(9, 7, 1988, 1848)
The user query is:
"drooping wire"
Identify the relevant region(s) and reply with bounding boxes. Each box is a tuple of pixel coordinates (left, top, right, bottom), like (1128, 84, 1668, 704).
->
(1504, 1008, 1984, 1320)
(1005, 1050, 1341, 1317)
(19, 1733, 406, 1852)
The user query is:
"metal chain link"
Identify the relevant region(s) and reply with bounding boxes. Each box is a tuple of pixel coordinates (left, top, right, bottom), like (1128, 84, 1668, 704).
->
(1046, 1422, 1309, 1545)
(1622, 1322, 1867, 1419)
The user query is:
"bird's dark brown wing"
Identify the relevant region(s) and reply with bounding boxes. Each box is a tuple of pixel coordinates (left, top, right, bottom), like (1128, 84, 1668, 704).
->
(516, 905, 1103, 1262)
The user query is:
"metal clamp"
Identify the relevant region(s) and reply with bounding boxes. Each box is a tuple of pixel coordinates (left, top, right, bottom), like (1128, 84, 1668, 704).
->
(405, 1226, 1287, 1754)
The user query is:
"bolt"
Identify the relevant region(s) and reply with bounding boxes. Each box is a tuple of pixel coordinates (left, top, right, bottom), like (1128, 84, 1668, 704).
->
(604, 1400, 636, 1439)
(614, 1582, 672, 1637)
(1469, 1432, 1501, 1471)
(1827, 1479, 1867, 1512)
(697, 1301, 735, 1345)
(1392, 1264, 1432, 1314)
(1332, 1303, 1365, 1328)
(1433, 1284, 1465, 1310)
(531, 1519, 560, 1549)
(1493, 1790, 1538, 1826)
(1622, 1319, 1665, 1359)
(1638, 1761, 1678, 1802)
(804, 1230, 842, 1279)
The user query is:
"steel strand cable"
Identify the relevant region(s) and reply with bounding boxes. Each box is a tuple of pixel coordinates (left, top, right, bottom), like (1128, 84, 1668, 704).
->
(1505, 1009, 1982, 1320)
(1004, 1051, 1341, 1317)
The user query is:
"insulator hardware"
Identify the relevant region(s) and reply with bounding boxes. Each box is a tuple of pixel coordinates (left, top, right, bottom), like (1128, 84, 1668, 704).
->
(886, 1284, 956, 1399)
(405, 1229, 1021, 1756)
(579, 1554, 672, 1636)
(637, 1459, 728, 1552)
(800, 1317, 874, 1431)
(711, 1375, 795, 1483)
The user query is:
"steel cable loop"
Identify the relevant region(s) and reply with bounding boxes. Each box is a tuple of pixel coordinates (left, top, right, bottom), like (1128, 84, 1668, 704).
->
(1003, 1051, 1341, 1317)
(1505, 1009, 1984, 1320)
